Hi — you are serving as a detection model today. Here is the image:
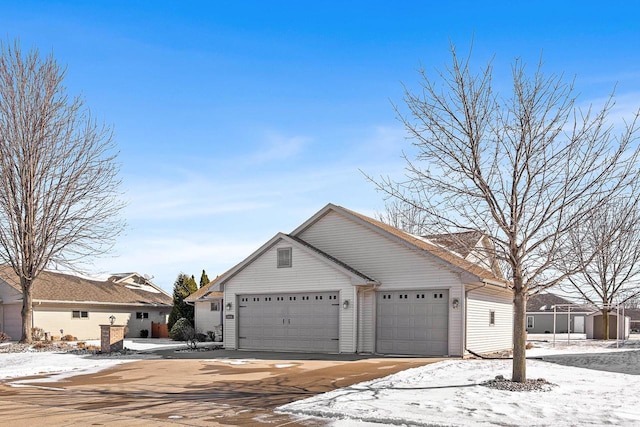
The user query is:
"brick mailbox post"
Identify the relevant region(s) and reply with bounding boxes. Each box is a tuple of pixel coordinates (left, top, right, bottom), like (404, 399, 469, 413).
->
(100, 324, 125, 353)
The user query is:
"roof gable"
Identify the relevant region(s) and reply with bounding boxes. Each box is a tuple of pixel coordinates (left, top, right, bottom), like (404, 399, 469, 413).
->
(186, 232, 378, 302)
(292, 204, 508, 286)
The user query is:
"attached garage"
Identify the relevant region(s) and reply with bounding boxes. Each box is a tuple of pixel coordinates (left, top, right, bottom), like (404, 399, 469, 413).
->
(238, 291, 340, 352)
(376, 290, 448, 355)
(189, 204, 514, 357)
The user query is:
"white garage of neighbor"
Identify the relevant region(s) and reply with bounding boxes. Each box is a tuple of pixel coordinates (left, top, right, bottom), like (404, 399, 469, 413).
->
(188, 203, 513, 357)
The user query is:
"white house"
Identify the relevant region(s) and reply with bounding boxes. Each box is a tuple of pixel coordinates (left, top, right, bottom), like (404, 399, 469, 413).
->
(188, 204, 514, 356)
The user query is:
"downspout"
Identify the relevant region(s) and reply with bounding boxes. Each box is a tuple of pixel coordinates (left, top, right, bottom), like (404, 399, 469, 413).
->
(463, 282, 487, 356)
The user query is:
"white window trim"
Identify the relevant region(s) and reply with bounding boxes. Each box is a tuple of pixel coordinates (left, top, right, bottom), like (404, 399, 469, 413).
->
(277, 247, 292, 268)
(527, 315, 534, 329)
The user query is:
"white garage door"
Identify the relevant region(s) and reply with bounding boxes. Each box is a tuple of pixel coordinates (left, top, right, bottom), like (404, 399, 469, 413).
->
(376, 290, 448, 356)
(238, 292, 339, 352)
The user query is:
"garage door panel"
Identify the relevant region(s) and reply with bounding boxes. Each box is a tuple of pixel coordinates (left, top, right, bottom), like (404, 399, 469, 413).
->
(239, 292, 339, 352)
(376, 289, 449, 356)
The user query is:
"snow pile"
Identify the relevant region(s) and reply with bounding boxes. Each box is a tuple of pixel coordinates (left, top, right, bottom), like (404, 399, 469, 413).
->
(279, 341, 640, 426)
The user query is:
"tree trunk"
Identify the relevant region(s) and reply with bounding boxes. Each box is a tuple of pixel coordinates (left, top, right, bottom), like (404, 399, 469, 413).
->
(512, 288, 527, 382)
(602, 308, 609, 340)
(20, 277, 33, 343)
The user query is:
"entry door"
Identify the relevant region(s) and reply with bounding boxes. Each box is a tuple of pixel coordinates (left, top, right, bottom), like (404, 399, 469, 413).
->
(574, 316, 585, 333)
(238, 292, 339, 352)
(376, 290, 449, 355)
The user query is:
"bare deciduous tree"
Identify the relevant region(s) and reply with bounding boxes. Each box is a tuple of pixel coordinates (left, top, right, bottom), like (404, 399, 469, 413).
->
(376, 199, 429, 236)
(0, 41, 125, 343)
(370, 45, 640, 382)
(559, 197, 640, 339)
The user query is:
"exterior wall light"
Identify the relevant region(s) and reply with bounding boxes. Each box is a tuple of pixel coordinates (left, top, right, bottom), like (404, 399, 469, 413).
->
(452, 298, 460, 309)
(109, 315, 116, 325)
(226, 302, 233, 311)
(343, 300, 350, 309)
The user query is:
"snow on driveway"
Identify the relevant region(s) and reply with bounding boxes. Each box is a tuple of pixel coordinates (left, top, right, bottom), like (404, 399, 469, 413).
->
(279, 339, 640, 426)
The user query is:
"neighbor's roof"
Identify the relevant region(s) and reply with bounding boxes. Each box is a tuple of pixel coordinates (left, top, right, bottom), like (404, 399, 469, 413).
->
(185, 274, 226, 302)
(526, 293, 591, 312)
(0, 266, 172, 306)
(332, 205, 508, 285)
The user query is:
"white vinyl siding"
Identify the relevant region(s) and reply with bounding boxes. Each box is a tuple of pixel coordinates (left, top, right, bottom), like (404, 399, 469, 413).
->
(194, 300, 222, 333)
(298, 211, 466, 356)
(224, 239, 357, 353)
(466, 286, 513, 354)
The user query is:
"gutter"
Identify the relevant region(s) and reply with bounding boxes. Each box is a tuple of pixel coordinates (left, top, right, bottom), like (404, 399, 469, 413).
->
(481, 278, 510, 288)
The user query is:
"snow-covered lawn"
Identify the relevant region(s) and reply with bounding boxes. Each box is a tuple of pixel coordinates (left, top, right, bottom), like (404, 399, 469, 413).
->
(0, 338, 184, 382)
(2, 338, 640, 425)
(279, 339, 640, 426)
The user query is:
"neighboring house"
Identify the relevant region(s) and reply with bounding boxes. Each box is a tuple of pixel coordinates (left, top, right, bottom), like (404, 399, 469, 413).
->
(0, 268, 172, 340)
(188, 279, 224, 338)
(187, 203, 513, 356)
(526, 293, 592, 335)
(526, 292, 630, 339)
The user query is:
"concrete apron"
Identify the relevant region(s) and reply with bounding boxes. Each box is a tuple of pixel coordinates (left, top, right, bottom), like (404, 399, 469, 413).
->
(0, 355, 443, 426)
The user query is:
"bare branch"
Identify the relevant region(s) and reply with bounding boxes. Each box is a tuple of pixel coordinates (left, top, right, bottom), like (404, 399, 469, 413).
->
(0, 40, 125, 343)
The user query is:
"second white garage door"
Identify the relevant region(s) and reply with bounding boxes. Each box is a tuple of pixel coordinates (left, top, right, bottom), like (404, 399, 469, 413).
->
(376, 289, 449, 355)
(238, 291, 340, 352)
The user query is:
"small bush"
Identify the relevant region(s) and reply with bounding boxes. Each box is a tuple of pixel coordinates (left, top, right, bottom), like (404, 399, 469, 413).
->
(51, 335, 60, 341)
(140, 329, 149, 338)
(33, 342, 48, 349)
(195, 332, 207, 342)
(206, 330, 215, 341)
(0, 332, 10, 343)
(31, 327, 45, 341)
(525, 342, 534, 350)
(170, 318, 193, 341)
(77, 341, 86, 349)
(61, 334, 76, 341)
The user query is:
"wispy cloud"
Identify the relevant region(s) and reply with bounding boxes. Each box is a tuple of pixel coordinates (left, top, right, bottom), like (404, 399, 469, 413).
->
(245, 132, 310, 165)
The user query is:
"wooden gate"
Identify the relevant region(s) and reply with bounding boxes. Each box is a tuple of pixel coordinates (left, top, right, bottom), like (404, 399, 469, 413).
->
(151, 322, 169, 338)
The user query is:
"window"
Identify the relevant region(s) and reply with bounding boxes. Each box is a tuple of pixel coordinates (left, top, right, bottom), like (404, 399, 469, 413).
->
(136, 312, 149, 319)
(527, 316, 534, 329)
(72, 310, 88, 319)
(210, 302, 220, 311)
(489, 310, 496, 326)
(277, 247, 292, 268)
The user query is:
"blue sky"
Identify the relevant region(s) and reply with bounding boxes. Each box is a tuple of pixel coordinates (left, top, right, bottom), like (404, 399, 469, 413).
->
(3, 1, 640, 292)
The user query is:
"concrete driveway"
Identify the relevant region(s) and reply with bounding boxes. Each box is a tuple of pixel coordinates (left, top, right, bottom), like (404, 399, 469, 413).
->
(0, 349, 443, 426)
